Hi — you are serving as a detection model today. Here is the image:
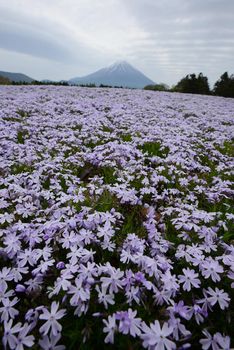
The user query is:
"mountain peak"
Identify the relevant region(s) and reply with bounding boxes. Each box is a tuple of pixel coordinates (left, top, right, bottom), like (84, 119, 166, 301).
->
(69, 61, 155, 88)
(109, 60, 130, 67)
(107, 60, 132, 74)
(111, 59, 129, 65)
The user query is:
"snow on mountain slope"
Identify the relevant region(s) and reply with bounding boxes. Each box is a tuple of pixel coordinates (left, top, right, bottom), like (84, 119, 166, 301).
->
(69, 61, 155, 88)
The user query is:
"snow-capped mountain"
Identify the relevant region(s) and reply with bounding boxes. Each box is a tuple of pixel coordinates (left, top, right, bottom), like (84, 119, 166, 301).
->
(69, 61, 155, 88)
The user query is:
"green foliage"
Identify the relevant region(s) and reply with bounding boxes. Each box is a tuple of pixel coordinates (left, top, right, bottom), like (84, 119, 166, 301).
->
(165, 218, 183, 245)
(74, 164, 117, 185)
(174, 73, 210, 95)
(93, 190, 118, 212)
(85, 140, 105, 149)
(17, 129, 28, 144)
(216, 140, 234, 157)
(3, 116, 21, 122)
(59, 176, 69, 192)
(42, 176, 51, 190)
(120, 134, 132, 142)
(100, 166, 117, 184)
(114, 204, 147, 248)
(213, 72, 234, 98)
(0, 75, 11, 85)
(144, 83, 169, 91)
(11, 163, 33, 174)
(139, 142, 169, 158)
(16, 109, 30, 118)
(102, 126, 113, 133)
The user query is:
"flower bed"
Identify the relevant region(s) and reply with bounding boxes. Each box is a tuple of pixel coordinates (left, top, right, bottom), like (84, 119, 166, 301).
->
(0, 86, 233, 349)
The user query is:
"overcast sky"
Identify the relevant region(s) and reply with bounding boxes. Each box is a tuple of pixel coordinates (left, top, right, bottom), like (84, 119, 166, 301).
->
(0, 0, 233, 86)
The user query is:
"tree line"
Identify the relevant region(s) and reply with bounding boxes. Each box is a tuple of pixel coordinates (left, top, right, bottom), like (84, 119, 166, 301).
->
(0, 78, 123, 89)
(0, 78, 70, 86)
(144, 72, 234, 98)
(1, 72, 233, 97)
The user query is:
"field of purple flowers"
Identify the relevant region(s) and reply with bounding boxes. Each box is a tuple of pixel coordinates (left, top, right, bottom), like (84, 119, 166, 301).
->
(0, 85, 233, 349)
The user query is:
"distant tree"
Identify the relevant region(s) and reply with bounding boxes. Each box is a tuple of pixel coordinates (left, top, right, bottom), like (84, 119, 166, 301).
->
(213, 72, 234, 98)
(12, 81, 30, 85)
(144, 83, 169, 91)
(197, 73, 210, 95)
(99, 84, 112, 88)
(0, 75, 11, 85)
(31, 80, 69, 86)
(78, 83, 96, 88)
(31, 80, 41, 85)
(174, 73, 210, 95)
(99, 84, 123, 88)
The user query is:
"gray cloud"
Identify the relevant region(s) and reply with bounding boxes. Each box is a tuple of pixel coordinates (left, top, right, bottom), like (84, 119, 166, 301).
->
(121, 0, 234, 85)
(0, 0, 233, 86)
(0, 6, 104, 66)
(0, 22, 73, 62)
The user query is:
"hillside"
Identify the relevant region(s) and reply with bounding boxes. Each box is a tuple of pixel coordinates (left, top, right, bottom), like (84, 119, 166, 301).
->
(0, 70, 34, 83)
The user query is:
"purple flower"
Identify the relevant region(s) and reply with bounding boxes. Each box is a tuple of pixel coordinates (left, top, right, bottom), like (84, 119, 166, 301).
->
(52, 273, 73, 295)
(56, 261, 65, 270)
(0, 284, 15, 301)
(103, 315, 117, 344)
(161, 270, 179, 294)
(206, 287, 230, 310)
(168, 315, 191, 341)
(101, 267, 124, 293)
(15, 284, 26, 293)
(0, 84, 234, 349)
(168, 301, 193, 320)
(0, 297, 19, 322)
(95, 285, 115, 309)
(200, 258, 224, 282)
(39, 333, 65, 350)
(3, 319, 22, 350)
(15, 323, 35, 350)
(0, 267, 14, 289)
(39, 302, 66, 336)
(193, 304, 206, 324)
(97, 221, 115, 240)
(178, 268, 201, 291)
(68, 277, 90, 306)
(25, 306, 43, 329)
(115, 309, 142, 337)
(141, 320, 176, 350)
(200, 329, 230, 350)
